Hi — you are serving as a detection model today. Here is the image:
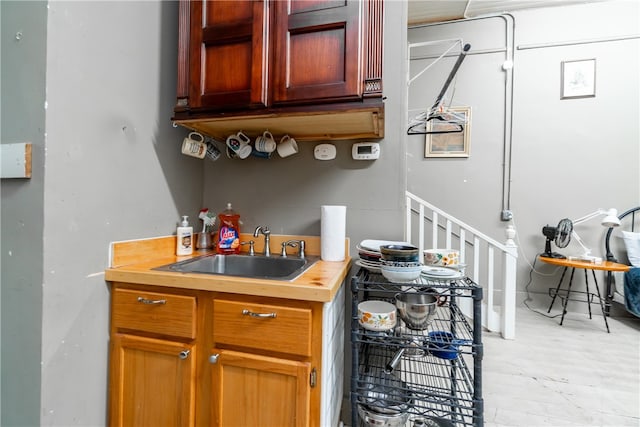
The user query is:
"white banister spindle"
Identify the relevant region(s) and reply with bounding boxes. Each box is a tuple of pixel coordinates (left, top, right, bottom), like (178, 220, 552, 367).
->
(431, 212, 438, 248)
(472, 237, 480, 284)
(418, 204, 425, 255)
(404, 191, 518, 339)
(405, 196, 412, 243)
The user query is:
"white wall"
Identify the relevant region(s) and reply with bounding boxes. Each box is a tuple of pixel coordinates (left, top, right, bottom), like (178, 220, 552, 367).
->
(408, 0, 640, 305)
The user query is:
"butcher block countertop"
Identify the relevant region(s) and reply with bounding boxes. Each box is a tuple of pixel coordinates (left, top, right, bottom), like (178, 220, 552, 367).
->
(105, 234, 351, 302)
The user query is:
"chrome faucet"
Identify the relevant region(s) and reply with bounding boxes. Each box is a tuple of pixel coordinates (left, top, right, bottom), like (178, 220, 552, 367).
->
(281, 239, 306, 258)
(253, 226, 271, 256)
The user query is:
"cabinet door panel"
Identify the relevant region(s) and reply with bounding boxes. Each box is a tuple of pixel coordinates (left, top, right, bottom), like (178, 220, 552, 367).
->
(109, 334, 196, 427)
(202, 42, 253, 93)
(211, 349, 311, 427)
(272, 0, 361, 104)
(190, 0, 268, 110)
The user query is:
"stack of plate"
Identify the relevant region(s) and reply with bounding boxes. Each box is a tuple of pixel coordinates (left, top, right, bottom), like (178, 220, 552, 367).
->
(421, 265, 464, 280)
(355, 239, 411, 272)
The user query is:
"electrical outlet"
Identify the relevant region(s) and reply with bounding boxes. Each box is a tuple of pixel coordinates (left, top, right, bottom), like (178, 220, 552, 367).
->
(501, 210, 513, 221)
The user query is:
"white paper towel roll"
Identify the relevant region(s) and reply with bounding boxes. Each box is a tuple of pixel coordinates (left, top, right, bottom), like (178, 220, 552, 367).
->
(321, 205, 346, 261)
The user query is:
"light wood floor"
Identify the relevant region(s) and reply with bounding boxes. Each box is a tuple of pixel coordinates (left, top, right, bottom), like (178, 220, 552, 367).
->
(483, 304, 640, 426)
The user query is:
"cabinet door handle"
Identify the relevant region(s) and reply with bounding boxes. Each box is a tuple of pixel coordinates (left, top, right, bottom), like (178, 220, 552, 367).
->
(209, 354, 220, 364)
(242, 309, 276, 319)
(179, 350, 190, 360)
(137, 296, 167, 305)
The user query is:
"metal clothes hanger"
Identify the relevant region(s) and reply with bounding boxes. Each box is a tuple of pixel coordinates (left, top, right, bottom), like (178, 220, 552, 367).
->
(407, 43, 471, 135)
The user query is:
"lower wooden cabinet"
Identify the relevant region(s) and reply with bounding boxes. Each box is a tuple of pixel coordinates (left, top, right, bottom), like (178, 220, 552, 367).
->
(210, 349, 311, 427)
(107, 283, 345, 427)
(108, 334, 196, 427)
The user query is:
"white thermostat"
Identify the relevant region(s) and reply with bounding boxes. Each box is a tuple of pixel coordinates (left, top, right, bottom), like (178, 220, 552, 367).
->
(352, 142, 380, 160)
(314, 143, 336, 160)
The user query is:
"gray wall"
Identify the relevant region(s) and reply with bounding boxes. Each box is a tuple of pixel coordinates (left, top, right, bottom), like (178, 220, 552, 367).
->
(407, 0, 639, 305)
(1, 1, 47, 425)
(1, 1, 203, 425)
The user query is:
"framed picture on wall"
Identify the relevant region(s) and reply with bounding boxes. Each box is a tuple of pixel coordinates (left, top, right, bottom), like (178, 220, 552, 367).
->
(561, 58, 596, 99)
(424, 107, 471, 158)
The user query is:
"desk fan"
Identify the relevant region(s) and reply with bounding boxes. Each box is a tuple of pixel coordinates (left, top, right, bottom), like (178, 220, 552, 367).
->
(541, 219, 573, 258)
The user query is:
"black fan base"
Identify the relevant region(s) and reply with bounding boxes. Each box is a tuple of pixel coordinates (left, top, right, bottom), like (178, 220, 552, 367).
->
(542, 239, 566, 259)
(541, 252, 566, 259)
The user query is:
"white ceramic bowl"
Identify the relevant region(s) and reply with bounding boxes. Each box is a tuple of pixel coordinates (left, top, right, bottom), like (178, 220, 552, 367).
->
(423, 249, 459, 267)
(380, 264, 422, 283)
(358, 300, 397, 331)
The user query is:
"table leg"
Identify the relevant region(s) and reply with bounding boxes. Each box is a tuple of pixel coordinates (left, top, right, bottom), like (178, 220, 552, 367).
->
(560, 268, 576, 326)
(584, 269, 592, 319)
(591, 269, 611, 333)
(604, 271, 613, 317)
(548, 266, 569, 313)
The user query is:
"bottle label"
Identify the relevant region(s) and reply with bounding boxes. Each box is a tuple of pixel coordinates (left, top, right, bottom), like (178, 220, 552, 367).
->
(180, 232, 192, 250)
(218, 226, 239, 249)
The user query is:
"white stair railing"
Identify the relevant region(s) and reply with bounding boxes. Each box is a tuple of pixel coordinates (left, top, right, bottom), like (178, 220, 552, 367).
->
(405, 191, 518, 339)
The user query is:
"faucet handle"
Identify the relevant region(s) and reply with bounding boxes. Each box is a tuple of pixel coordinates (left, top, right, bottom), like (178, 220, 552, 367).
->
(241, 240, 255, 256)
(281, 240, 306, 258)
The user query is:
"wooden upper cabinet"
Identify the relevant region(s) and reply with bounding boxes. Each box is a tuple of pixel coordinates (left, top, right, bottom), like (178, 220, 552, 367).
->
(271, 0, 361, 104)
(173, 0, 385, 141)
(187, 0, 268, 110)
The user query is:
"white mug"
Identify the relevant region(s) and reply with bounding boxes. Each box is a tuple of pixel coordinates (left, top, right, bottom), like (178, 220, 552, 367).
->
(226, 131, 252, 159)
(277, 135, 298, 158)
(181, 132, 206, 159)
(255, 131, 277, 153)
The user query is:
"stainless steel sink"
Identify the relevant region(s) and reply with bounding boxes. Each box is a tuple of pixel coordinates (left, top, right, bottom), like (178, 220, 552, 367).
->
(153, 254, 319, 281)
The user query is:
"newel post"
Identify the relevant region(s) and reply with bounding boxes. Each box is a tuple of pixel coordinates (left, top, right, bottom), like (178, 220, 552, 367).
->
(502, 224, 518, 339)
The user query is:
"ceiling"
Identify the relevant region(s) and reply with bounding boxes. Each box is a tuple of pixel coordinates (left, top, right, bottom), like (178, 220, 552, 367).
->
(407, 0, 606, 26)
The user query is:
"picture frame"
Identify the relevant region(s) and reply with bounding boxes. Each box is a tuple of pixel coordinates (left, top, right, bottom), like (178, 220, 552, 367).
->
(561, 59, 596, 99)
(424, 106, 471, 158)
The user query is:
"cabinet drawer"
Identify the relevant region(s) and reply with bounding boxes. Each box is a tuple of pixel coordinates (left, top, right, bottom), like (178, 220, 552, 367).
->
(112, 288, 197, 339)
(213, 300, 312, 357)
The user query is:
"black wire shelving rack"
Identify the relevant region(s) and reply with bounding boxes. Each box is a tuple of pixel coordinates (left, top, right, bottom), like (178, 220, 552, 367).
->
(350, 269, 484, 427)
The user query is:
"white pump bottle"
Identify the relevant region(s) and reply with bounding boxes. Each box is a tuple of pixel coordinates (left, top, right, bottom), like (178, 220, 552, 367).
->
(176, 215, 193, 255)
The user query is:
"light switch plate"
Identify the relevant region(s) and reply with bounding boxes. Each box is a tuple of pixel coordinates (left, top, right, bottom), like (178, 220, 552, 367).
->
(314, 143, 336, 160)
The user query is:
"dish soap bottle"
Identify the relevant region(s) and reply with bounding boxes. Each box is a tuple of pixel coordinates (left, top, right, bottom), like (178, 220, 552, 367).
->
(217, 203, 241, 254)
(176, 215, 193, 256)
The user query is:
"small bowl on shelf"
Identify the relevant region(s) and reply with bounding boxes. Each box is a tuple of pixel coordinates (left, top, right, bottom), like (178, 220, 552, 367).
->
(379, 259, 422, 268)
(427, 331, 466, 359)
(380, 264, 422, 283)
(423, 249, 459, 267)
(395, 292, 441, 330)
(380, 244, 420, 263)
(358, 300, 397, 331)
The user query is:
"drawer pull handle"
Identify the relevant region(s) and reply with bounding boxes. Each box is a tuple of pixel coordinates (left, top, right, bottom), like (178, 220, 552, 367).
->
(137, 296, 167, 305)
(178, 350, 190, 360)
(242, 309, 276, 319)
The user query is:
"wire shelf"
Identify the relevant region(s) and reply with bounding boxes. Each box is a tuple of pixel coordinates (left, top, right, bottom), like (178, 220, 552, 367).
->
(351, 268, 484, 427)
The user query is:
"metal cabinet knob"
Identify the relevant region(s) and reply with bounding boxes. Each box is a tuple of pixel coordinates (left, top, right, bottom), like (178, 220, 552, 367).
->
(209, 354, 220, 364)
(179, 350, 190, 360)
